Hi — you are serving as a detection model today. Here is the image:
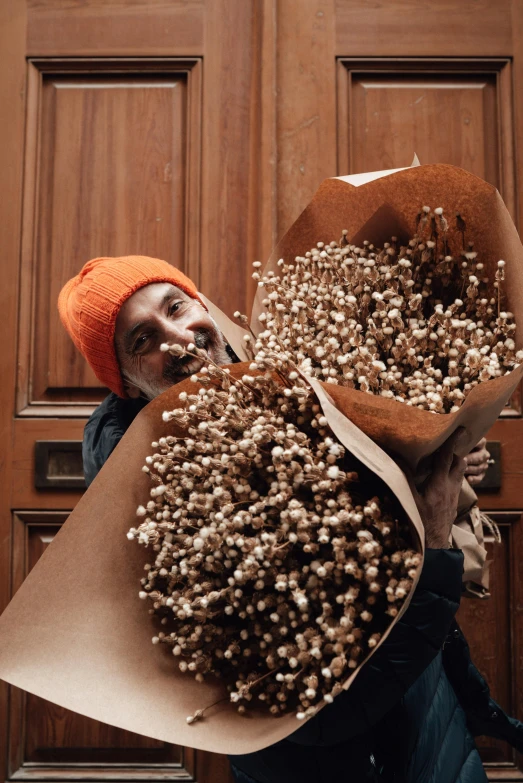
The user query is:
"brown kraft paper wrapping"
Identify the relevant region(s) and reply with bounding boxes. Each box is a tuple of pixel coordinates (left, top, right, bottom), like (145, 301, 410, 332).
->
(205, 295, 490, 593)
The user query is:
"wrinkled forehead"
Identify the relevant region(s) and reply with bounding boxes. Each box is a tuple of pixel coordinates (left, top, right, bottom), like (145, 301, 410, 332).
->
(115, 282, 193, 333)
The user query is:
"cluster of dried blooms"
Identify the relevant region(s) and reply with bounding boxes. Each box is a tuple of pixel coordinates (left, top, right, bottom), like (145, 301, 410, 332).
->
(128, 347, 419, 721)
(248, 207, 522, 412)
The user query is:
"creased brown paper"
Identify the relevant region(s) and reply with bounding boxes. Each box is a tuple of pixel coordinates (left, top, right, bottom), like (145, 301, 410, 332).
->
(242, 163, 523, 595)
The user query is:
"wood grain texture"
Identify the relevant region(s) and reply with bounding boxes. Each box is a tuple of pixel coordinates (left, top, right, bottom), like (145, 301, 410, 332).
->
(275, 0, 337, 238)
(41, 74, 185, 391)
(511, 0, 523, 238)
(458, 524, 512, 766)
(2, 2, 522, 782)
(476, 418, 523, 511)
(7, 513, 233, 781)
(335, 0, 513, 57)
(459, 514, 523, 775)
(12, 419, 86, 510)
(337, 59, 516, 218)
(27, 0, 204, 57)
(196, 750, 235, 783)
(9, 514, 186, 775)
(250, 0, 278, 309)
(199, 0, 258, 318)
(351, 74, 497, 182)
(507, 19, 523, 777)
(0, 2, 27, 781)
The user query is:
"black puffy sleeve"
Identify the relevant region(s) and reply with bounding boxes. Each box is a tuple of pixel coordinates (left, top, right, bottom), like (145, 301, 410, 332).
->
(82, 393, 148, 487)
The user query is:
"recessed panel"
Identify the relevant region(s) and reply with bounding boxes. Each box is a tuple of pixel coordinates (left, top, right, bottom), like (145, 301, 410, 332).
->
(349, 72, 498, 184)
(31, 73, 187, 403)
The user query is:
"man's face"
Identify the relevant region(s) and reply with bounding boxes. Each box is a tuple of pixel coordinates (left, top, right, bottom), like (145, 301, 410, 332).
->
(115, 282, 230, 400)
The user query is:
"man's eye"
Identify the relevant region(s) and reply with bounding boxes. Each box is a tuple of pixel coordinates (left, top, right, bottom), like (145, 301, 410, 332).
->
(134, 334, 150, 352)
(169, 301, 183, 316)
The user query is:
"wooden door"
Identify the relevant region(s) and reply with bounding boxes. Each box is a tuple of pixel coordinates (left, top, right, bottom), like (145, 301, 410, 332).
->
(2, 2, 523, 782)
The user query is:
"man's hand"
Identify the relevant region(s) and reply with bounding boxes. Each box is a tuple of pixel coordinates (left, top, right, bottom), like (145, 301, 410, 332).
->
(464, 437, 490, 486)
(403, 429, 468, 549)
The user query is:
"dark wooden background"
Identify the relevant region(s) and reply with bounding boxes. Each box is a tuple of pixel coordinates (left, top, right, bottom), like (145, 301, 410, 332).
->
(1, 1, 522, 781)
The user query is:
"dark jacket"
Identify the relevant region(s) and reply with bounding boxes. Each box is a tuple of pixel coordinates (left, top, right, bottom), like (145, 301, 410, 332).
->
(83, 393, 148, 487)
(83, 395, 523, 782)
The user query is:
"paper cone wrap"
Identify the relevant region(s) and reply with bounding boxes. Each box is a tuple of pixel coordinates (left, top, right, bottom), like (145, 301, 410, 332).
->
(221, 163, 523, 596)
(250, 163, 523, 468)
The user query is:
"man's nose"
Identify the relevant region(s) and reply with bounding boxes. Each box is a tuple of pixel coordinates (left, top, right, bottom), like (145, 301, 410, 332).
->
(161, 320, 195, 347)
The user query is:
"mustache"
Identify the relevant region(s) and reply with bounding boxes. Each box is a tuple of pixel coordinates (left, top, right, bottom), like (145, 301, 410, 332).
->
(162, 330, 212, 382)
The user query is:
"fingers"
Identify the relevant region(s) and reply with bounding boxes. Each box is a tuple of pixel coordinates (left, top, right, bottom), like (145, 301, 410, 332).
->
(464, 441, 490, 489)
(468, 437, 487, 454)
(467, 474, 484, 486)
(464, 459, 488, 474)
(465, 447, 489, 467)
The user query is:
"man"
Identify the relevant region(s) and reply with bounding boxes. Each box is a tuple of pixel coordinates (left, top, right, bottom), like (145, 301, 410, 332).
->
(58, 254, 234, 484)
(59, 255, 522, 782)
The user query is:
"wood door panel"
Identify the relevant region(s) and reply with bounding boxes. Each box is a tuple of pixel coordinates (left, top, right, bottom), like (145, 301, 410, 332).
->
(39, 74, 187, 394)
(335, 0, 513, 58)
(351, 73, 497, 182)
(457, 512, 523, 776)
(23, 692, 183, 765)
(337, 59, 515, 216)
(2, 3, 523, 783)
(27, 0, 205, 58)
(18, 59, 202, 415)
(12, 419, 86, 508)
(8, 515, 234, 783)
(475, 419, 523, 510)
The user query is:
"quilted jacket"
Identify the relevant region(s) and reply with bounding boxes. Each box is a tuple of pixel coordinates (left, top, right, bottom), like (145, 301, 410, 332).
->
(83, 394, 523, 783)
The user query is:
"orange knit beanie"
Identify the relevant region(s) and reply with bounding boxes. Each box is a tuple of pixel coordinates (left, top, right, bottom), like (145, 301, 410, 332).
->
(58, 255, 204, 398)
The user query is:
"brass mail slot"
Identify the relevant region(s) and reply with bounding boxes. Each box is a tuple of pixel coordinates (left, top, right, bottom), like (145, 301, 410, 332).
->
(34, 441, 86, 489)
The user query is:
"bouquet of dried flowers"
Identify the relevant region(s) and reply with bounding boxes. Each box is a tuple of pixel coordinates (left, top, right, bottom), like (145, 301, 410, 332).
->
(240, 164, 523, 478)
(128, 350, 420, 722)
